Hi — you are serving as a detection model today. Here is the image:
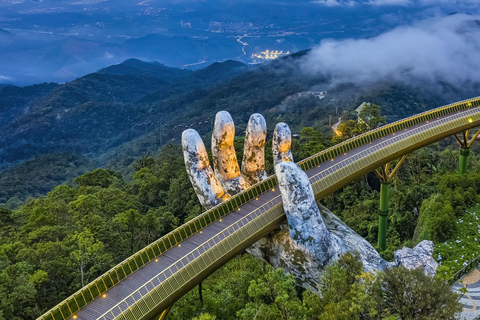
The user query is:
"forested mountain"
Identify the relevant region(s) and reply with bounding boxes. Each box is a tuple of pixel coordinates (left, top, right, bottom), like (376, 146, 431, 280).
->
(0, 53, 477, 208)
(0, 59, 247, 171)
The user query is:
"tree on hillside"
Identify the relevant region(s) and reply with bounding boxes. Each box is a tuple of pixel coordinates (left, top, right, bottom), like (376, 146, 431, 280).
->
(303, 252, 461, 320)
(237, 267, 307, 320)
(358, 103, 386, 130)
(298, 127, 326, 159)
(377, 267, 461, 320)
(74, 169, 122, 188)
(70, 228, 112, 287)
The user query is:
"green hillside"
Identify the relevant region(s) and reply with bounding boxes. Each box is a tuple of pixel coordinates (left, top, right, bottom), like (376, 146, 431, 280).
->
(0, 55, 477, 208)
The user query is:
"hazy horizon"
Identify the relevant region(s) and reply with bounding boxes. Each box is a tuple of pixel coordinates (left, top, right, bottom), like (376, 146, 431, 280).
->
(1, 0, 478, 85)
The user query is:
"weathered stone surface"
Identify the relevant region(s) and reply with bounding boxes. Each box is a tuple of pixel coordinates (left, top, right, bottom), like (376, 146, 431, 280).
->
(276, 162, 344, 267)
(182, 129, 231, 209)
(247, 226, 325, 290)
(241, 113, 267, 185)
(318, 203, 388, 272)
(211, 111, 250, 194)
(388, 240, 438, 276)
(273, 123, 294, 171)
(246, 209, 388, 291)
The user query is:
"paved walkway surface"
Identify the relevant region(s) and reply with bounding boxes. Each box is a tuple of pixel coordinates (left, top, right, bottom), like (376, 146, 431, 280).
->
(454, 267, 480, 320)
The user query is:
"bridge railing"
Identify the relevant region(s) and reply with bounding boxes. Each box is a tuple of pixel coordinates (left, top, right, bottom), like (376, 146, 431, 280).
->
(448, 254, 480, 286)
(297, 97, 480, 172)
(38, 96, 480, 320)
(39, 174, 279, 320)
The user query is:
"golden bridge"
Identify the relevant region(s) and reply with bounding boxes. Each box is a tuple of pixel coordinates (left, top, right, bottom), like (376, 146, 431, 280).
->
(39, 97, 480, 320)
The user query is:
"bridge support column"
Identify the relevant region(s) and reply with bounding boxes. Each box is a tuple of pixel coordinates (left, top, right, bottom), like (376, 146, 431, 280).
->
(455, 129, 480, 175)
(374, 155, 407, 252)
(158, 306, 171, 320)
(378, 182, 390, 251)
(459, 147, 470, 175)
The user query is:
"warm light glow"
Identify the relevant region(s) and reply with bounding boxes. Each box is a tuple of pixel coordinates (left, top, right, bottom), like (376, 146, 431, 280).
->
(73, 316, 77, 319)
(238, 208, 240, 211)
(219, 219, 222, 222)
(469, 118, 473, 123)
(200, 231, 203, 234)
(255, 197, 258, 200)
(155, 259, 158, 262)
(331, 159, 334, 161)
(102, 294, 107, 298)
(251, 49, 290, 60)
(178, 244, 181, 247)
(272, 188, 275, 191)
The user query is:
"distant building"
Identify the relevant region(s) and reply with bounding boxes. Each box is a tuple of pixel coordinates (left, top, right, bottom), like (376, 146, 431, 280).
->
(251, 50, 290, 61)
(356, 102, 372, 127)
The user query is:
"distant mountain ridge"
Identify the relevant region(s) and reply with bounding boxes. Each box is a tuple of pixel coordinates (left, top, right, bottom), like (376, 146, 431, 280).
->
(0, 59, 250, 174)
(0, 55, 478, 207)
(98, 59, 192, 79)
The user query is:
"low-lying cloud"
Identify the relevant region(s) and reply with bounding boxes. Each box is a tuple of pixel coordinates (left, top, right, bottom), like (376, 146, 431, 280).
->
(311, 0, 480, 7)
(300, 14, 480, 88)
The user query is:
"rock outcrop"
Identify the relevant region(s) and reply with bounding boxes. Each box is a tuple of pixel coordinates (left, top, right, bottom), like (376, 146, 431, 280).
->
(211, 111, 250, 195)
(241, 113, 268, 185)
(276, 162, 344, 266)
(182, 129, 231, 209)
(272, 123, 294, 170)
(388, 240, 438, 276)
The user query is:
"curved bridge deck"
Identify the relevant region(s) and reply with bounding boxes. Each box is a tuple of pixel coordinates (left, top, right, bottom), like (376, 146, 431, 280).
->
(40, 98, 480, 320)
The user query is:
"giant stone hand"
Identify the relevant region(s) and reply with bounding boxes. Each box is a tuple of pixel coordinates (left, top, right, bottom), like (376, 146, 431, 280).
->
(182, 111, 438, 290)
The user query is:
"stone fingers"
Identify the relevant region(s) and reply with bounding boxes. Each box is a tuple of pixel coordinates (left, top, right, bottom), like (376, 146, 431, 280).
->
(212, 111, 250, 194)
(182, 129, 231, 210)
(241, 113, 268, 185)
(273, 123, 294, 175)
(276, 161, 343, 265)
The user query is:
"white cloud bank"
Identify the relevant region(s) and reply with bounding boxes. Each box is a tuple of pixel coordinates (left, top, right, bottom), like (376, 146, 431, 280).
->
(311, 0, 480, 7)
(300, 14, 480, 87)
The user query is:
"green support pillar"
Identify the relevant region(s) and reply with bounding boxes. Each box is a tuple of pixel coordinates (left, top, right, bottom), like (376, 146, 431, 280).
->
(378, 182, 390, 251)
(459, 147, 470, 175)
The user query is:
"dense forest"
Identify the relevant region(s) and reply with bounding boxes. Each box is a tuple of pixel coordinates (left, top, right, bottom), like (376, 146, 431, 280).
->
(1, 55, 480, 319)
(1, 112, 479, 318)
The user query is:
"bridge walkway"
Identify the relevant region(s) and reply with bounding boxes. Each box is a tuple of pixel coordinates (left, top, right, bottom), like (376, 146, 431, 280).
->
(47, 100, 480, 320)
